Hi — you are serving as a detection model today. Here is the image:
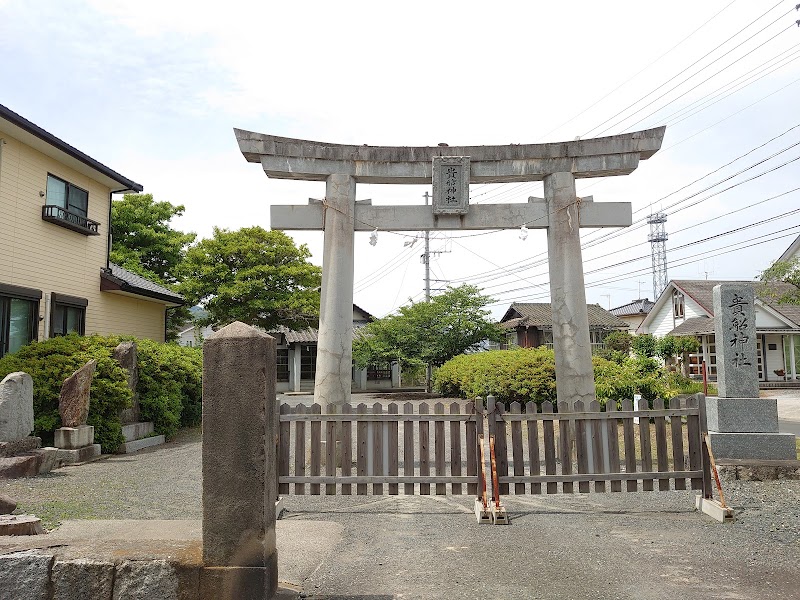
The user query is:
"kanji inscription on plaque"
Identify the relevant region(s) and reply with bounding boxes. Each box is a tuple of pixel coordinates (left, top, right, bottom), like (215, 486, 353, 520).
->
(432, 156, 470, 215)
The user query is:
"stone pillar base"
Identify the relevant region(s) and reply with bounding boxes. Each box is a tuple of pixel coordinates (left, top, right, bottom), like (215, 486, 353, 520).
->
(704, 397, 779, 433)
(200, 559, 278, 600)
(56, 444, 101, 465)
(55, 425, 94, 449)
(707, 432, 796, 460)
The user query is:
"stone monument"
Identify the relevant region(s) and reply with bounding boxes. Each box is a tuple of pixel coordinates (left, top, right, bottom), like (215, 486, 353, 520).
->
(114, 342, 165, 453)
(235, 127, 666, 409)
(705, 284, 796, 460)
(54, 360, 102, 464)
(0, 372, 57, 477)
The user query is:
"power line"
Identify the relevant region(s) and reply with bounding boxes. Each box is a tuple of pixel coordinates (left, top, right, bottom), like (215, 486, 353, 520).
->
(582, 1, 790, 138)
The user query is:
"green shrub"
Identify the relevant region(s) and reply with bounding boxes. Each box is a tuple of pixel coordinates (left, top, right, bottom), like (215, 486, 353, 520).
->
(632, 334, 656, 358)
(434, 347, 707, 408)
(0, 334, 131, 452)
(434, 347, 557, 404)
(135, 339, 203, 437)
(0, 334, 203, 452)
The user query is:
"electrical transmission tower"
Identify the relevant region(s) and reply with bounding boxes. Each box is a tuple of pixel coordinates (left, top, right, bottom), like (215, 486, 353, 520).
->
(647, 211, 668, 300)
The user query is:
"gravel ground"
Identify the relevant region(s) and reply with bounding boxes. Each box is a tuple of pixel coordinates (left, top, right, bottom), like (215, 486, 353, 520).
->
(2, 393, 798, 598)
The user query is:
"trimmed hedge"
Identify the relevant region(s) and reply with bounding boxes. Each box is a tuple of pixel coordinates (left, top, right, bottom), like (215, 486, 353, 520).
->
(433, 347, 707, 407)
(0, 335, 202, 452)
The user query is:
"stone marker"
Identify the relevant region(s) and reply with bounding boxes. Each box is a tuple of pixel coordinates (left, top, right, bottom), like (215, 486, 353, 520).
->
(202, 321, 277, 599)
(0, 372, 34, 441)
(706, 284, 796, 460)
(713, 285, 759, 399)
(58, 360, 97, 428)
(114, 342, 140, 424)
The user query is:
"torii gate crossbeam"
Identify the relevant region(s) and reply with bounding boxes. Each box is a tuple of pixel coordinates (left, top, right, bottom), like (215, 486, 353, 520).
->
(235, 127, 665, 409)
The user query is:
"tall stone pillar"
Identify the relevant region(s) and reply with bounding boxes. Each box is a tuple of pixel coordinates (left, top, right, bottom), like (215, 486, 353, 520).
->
(314, 174, 356, 406)
(202, 322, 277, 599)
(545, 171, 595, 409)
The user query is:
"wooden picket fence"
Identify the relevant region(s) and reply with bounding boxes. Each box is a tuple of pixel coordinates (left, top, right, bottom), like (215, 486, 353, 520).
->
(277, 396, 706, 496)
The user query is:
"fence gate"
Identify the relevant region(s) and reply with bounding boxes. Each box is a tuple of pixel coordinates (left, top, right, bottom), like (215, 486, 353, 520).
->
(277, 396, 711, 520)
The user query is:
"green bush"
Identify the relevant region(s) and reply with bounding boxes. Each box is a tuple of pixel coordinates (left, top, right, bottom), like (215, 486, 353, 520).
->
(434, 347, 557, 404)
(135, 339, 203, 437)
(0, 335, 202, 452)
(434, 347, 707, 408)
(0, 335, 131, 452)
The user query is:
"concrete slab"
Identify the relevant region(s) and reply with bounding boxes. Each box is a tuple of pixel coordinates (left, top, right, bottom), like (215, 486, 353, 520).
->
(118, 435, 165, 454)
(56, 444, 101, 465)
(121, 422, 154, 442)
(695, 495, 734, 523)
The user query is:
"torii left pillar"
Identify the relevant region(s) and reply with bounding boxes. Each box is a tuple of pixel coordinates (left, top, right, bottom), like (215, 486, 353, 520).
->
(316, 174, 356, 406)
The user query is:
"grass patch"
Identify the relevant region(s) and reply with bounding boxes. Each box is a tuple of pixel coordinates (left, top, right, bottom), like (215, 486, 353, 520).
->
(17, 499, 95, 531)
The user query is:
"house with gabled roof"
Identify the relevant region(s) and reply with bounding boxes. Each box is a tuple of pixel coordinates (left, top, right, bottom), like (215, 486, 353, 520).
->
(638, 280, 800, 383)
(499, 302, 628, 351)
(777, 233, 800, 263)
(0, 103, 183, 357)
(609, 298, 655, 333)
(177, 303, 400, 392)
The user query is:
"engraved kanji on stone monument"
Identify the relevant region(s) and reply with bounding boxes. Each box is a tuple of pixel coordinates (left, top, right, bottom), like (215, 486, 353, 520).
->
(713, 284, 758, 399)
(432, 156, 469, 215)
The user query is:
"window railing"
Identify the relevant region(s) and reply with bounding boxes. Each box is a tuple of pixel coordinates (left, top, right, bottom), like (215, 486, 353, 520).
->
(42, 205, 100, 236)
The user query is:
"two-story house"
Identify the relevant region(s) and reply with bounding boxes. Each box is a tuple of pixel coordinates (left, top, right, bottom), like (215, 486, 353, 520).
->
(0, 103, 183, 357)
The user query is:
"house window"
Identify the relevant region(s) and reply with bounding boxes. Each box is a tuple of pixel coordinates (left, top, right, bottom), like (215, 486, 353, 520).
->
(540, 330, 554, 349)
(277, 349, 289, 382)
(42, 174, 100, 235)
(673, 292, 685, 318)
(590, 330, 609, 354)
(47, 174, 88, 217)
(50, 293, 87, 337)
(300, 345, 316, 380)
(0, 284, 41, 359)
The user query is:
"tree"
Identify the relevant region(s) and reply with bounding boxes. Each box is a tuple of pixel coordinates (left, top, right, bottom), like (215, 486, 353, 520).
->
(353, 285, 504, 372)
(760, 258, 800, 304)
(110, 194, 196, 340)
(179, 227, 321, 331)
(110, 194, 196, 284)
(655, 334, 699, 376)
(603, 331, 633, 354)
(632, 333, 657, 359)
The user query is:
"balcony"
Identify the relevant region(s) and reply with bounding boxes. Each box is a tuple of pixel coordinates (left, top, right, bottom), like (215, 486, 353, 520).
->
(42, 205, 100, 236)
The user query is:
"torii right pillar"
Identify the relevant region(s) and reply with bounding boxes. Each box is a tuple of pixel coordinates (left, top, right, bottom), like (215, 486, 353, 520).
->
(546, 171, 596, 407)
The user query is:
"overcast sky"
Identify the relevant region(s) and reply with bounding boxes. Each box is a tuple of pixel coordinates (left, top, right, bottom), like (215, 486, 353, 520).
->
(2, 0, 799, 319)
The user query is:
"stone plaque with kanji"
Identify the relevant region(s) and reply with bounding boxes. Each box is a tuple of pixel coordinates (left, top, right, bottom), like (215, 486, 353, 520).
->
(432, 156, 470, 215)
(713, 284, 759, 398)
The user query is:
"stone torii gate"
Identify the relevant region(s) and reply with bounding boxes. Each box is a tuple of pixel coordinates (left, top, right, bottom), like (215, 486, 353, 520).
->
(235, 127, 665, 409)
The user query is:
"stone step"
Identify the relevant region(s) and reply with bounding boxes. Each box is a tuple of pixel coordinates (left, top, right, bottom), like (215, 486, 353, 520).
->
(57, 444, 102, 465)
(0, 455, 39, 478)
(118, 435, 165, 454)
(121, 422, 154, 442)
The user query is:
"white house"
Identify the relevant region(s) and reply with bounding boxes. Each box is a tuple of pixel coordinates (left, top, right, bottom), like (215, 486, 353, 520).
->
(638, 280, 800, 383)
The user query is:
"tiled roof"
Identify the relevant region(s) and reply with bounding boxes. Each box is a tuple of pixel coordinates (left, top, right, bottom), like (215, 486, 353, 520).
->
(669, 316, 714, 336)
(282, 327, 319, 344)
(673, 280, 800, 327)
(102, 263, 184, 304)
(502, 303, 629, 329)
(609, 298, 655, 317)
